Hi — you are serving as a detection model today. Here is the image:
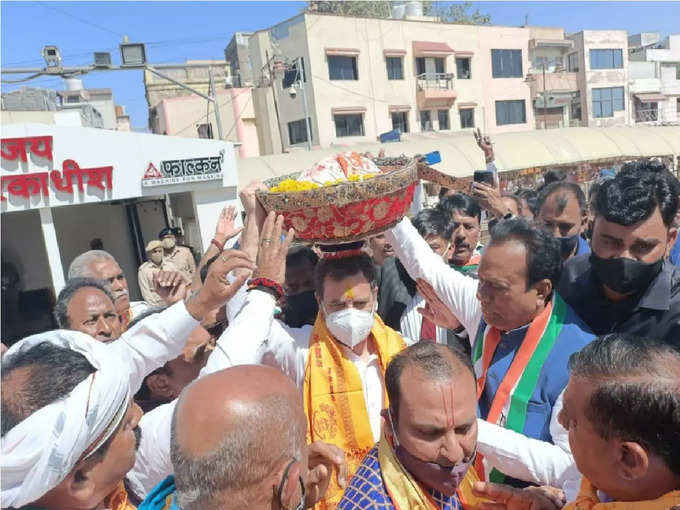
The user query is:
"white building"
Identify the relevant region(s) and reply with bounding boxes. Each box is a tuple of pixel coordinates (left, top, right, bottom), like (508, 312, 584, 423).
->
(628, 33, 680, 124)
(1, 123, 240, 341)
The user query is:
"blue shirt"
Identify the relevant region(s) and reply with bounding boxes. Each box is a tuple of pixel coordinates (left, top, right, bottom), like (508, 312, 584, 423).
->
(476, 297, 594, 485)
(670, 237, 680, 266)
(338, 446, 463, 510)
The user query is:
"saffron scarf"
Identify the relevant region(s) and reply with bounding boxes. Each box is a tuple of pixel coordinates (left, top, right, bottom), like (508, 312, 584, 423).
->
(103, 482, 138, 510)
(304, 313, 406, 509)
(471, 294, 567, 483)
(378, 433, 486, 510)
(566, 478, 680, 510)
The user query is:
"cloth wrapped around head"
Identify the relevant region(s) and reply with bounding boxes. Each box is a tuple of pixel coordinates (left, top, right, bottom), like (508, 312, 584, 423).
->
(1, 330, 131, 508)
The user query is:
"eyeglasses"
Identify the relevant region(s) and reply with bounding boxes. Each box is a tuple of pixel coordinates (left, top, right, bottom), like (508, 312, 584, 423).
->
(277, 458, 306, 510)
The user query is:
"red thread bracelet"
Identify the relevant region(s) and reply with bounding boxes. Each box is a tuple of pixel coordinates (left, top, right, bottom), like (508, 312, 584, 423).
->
(211, 238, 225, 252)
(247, 277, 284, 300)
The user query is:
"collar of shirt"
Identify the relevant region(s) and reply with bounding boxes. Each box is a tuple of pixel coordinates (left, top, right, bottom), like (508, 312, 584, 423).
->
(635, 261, 672, 311)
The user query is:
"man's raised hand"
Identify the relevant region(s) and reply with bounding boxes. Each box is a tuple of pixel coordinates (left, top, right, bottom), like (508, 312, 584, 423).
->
(253, 211, 294, 285)
(186, 248, 255, 320)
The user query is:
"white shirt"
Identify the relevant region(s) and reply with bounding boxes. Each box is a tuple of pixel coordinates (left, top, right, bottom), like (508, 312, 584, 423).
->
(399, 292, 449, 345)
(128, 289, 413, 499)
(385, 217, 577, 490)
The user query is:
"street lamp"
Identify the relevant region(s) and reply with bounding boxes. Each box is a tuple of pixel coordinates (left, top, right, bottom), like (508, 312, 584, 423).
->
(93, 52, 112, 69)
(120, 42, 146, 67)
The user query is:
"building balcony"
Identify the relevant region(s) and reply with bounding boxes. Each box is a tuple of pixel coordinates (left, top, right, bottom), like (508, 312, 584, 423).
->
(416, 73, 457, 109)
(635, 107, 659, 123)
(527, 71, 579, 97)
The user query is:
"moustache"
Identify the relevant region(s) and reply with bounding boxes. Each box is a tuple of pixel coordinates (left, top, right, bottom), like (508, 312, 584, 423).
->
(113, 288, 129, 299)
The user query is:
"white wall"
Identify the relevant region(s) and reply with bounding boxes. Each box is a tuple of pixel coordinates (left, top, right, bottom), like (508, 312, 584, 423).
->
(1, 209, 52, 292)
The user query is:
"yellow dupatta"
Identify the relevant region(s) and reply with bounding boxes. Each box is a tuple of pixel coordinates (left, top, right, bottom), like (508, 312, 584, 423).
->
(566, 478, 680, 510)
(378, 433, 486, 510)
(304, 313, 406, 509)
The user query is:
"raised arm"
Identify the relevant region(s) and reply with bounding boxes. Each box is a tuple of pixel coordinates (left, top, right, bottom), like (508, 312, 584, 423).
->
(203, 211, 297, 373)
(192, 205, 244, 290)
(113, 247, 255, 393)
(385, 218, 482, 336)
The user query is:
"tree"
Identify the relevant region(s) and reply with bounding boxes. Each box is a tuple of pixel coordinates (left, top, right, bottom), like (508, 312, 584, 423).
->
(425, 1, 491, 25)
(306, 1, 491, 25)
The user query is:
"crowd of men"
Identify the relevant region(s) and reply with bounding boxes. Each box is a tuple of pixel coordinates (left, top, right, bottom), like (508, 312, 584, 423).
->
(2, 130, 679, 510)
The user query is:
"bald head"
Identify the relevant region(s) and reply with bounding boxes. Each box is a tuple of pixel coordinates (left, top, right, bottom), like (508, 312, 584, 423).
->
(385, 342, 476, 421)
(171, 365, 305, 510)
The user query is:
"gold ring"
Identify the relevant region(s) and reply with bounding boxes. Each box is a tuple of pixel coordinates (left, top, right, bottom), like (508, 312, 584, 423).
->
(220, 254, 229, 263)
(261, 239, 273, 245)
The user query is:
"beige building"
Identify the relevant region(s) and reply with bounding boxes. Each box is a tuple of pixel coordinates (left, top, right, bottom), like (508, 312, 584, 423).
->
(144, 60, 260, 158)
(628, 33, 680, 125)
(248, 12, 542, 154)
(567, 30, 629, 127)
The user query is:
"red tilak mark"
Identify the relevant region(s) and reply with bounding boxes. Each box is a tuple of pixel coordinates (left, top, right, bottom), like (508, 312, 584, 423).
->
(440, 384, 456, 429)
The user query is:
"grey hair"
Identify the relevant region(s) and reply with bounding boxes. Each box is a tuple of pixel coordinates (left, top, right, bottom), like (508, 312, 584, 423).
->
(53, 277, 116, 328)
(171, 393, 304, 510)
(68, 250, 116, 279)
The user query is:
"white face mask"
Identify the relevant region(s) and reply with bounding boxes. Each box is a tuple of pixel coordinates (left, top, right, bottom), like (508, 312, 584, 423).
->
(322, 302, 376, 349)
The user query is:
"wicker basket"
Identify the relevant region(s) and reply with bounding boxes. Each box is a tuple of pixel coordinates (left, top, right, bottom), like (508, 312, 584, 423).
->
(256, 158, 418, 243)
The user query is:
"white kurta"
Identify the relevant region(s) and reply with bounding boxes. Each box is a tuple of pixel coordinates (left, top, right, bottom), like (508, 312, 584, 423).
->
(128, 289, 413, 499)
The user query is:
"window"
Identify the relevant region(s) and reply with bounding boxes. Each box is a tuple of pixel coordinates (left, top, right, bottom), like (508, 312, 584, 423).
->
(495, 100, 526, 125)
(334, 114, 364, 137)
(282, 58, 306, 89)
(386, 57, 404, 80)
(677, 98, 680, 113)
(589, 49, 623, 70)
(456, 57, 471, 79)
(416, 57, 426, 75)
(420, 110, 433, 131)
(438, 109, 450, 130)
(491, 49, 523, 78)
(328, 56, 358, 80)
(676, 64, 680, 80)
(459, 108, 474, 128)
(592, 87, 624, 118)
(567, 52, 579, 72)
(571, 100, 582, 121)
(288, 118, 311, 145)
(391, 111, 408, 133)
(416, 57, 444, 76)
(66, 95, 80, 104)
(197, 123, 213, 139)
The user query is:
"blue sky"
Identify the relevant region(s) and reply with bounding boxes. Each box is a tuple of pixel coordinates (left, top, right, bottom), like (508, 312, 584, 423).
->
(2, 1, 679, 128)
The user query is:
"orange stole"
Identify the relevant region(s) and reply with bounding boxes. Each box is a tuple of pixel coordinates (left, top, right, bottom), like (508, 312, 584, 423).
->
(103, 482, 137, 510)
(304, 313, 406, 509)
(566, 478, 680, 510)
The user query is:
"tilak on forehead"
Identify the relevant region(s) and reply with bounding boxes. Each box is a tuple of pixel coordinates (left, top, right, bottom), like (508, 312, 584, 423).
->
(439, 382, 456, 429)
(343, 286, 355, 300)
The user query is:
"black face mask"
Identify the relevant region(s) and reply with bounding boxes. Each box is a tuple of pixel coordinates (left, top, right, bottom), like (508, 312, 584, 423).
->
(559, 234, 580, 260)
(282, 290, 319, 328)
(590, 252, 664, 296)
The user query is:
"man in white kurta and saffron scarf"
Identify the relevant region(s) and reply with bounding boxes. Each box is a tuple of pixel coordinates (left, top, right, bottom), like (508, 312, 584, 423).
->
(0, 247, 254, 510)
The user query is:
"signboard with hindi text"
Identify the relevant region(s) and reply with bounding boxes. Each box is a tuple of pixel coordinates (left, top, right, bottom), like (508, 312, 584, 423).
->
(1, 123, 236, 214)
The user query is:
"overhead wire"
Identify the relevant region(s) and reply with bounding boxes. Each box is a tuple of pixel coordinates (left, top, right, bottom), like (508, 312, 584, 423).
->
(37, 2, 125, 38)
